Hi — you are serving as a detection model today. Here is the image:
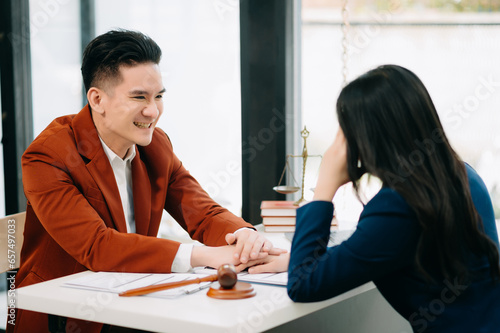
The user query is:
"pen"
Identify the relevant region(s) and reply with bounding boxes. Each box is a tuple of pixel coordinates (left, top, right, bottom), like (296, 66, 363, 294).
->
(119, 274, 218, 297)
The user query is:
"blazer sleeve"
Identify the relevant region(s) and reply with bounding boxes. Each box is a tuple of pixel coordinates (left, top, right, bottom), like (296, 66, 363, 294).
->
(159, 132, 254, 246)
(22, 141, 182, 273)
(287, 189, 420, 302)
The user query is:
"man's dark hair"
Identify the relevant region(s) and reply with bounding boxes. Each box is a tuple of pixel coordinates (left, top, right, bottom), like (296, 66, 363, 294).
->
(81, 29, 162, 93)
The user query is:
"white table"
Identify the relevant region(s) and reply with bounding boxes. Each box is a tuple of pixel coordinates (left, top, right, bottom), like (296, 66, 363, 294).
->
(15, 227, 412, 333)
(16, 271, 368, 332)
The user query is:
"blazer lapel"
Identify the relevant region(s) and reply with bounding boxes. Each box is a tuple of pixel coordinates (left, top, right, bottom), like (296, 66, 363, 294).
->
(72, 105, 128, 233)
(85, 153, 128, 233)
(131, 148, 152, 235)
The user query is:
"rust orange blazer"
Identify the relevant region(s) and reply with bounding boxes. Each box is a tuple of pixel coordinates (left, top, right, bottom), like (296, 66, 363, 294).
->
(9, 105, 253, 333)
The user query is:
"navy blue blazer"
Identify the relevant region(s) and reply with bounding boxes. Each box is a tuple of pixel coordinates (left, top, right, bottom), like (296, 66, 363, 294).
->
(288, 164, 500, 332)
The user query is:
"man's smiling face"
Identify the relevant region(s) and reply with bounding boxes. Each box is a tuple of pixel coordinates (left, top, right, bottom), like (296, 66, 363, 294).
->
(92, 62, 165, 158)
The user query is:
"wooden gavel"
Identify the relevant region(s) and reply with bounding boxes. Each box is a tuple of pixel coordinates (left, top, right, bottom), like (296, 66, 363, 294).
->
(119, 264, 238, 297)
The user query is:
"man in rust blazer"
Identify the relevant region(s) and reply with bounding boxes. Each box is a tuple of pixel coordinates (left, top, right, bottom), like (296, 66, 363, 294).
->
(9, 30, 281, 333)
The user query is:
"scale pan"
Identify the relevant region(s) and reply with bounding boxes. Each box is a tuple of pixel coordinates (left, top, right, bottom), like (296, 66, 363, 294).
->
(273, 186, 300, 194)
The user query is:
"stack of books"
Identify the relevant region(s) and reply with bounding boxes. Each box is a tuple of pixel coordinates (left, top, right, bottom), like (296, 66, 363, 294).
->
(260, 200, 298, 232)
(260, 200, 338, 232)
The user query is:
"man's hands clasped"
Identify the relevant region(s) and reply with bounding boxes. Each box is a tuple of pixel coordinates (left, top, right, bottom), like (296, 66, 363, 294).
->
(190, 229, 287, 272)
(226, 228, 287, 271)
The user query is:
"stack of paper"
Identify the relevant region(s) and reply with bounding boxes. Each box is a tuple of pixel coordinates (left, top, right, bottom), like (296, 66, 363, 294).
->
(62, 269, 288, 298)
(63, 272, 213, 298)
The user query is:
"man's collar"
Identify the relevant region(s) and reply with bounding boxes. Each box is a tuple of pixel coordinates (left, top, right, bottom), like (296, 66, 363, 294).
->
(72, 104, 102, 160)
(99, 137, 137, 163)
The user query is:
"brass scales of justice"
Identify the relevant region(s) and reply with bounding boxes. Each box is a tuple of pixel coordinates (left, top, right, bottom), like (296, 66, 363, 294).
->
(273, 126, 322, 206)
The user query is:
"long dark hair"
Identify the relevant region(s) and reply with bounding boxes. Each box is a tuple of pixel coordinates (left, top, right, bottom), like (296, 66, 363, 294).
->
(337, 64, 500, 282)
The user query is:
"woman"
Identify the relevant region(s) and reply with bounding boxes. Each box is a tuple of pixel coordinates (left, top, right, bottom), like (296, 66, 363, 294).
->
(248, 65, 500, 332)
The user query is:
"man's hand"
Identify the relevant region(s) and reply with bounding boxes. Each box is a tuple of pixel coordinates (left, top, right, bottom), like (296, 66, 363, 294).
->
(225, 229, 286, 264)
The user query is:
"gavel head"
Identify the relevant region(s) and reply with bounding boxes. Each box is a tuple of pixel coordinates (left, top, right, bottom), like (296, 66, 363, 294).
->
(217, 264, 238, 289)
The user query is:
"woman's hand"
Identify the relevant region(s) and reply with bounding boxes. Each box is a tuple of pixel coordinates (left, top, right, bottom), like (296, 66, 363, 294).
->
(241, 252, 290, 274)
(191, 245, 269, 271)
(313, 129, 350, 202)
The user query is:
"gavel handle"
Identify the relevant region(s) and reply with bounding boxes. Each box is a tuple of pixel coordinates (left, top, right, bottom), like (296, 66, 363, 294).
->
(119, 274, 218, 297)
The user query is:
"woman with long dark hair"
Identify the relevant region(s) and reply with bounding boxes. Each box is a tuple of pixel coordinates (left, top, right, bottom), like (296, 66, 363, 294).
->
(248, 65, 500, 332)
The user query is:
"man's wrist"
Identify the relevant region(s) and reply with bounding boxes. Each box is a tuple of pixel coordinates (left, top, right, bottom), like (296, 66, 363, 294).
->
(190, 245, 209, 268)
(233, 227, 254, 235)
(171, 243, 194, 273)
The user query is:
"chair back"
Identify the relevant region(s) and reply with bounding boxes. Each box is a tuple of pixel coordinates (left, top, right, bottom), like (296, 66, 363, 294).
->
(0, 212, 26, 273)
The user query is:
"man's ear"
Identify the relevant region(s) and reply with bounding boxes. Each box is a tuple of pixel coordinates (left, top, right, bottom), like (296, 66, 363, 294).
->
(87, 87, 105, 114)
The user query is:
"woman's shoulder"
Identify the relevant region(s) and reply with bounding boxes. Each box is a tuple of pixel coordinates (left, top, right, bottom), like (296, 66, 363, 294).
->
(464, 162, 494, 216)
(464, 163, 498, 244)
(464, 163, 489, 196)
(361, 187, 414, 218)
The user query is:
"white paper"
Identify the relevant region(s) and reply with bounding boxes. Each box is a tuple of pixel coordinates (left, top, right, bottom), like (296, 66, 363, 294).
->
(194, 267, 288, 286)
(237, 271, 288, 286)
(63, 268, 288, 299)
(63, 272, 212, 298)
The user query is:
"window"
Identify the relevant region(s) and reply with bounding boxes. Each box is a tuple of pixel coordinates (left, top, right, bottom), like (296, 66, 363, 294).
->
(94, 1, 242, 218)
(301, 0, 500, 224)
(30, 0, 82, 136)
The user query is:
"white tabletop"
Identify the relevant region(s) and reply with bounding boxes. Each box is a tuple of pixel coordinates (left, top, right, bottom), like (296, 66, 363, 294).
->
(14, 226, 384, 332)
(13, 224, 416, 333)
(16, 270, 375, 333)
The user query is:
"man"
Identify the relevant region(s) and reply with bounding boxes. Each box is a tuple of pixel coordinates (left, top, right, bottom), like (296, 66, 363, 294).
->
(9, 29, 281, 333)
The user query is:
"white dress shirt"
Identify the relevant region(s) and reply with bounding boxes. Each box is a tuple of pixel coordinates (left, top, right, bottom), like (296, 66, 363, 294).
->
(100, 139, 136, 233)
